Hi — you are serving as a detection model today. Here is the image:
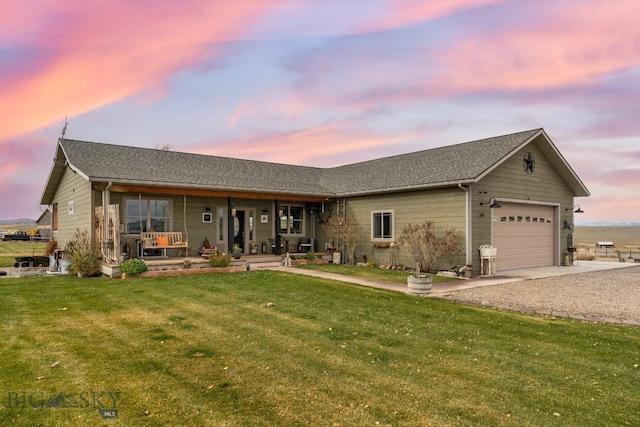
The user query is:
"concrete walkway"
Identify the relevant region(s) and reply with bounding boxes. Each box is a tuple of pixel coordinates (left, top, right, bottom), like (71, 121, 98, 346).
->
(269, 261, 639, 297)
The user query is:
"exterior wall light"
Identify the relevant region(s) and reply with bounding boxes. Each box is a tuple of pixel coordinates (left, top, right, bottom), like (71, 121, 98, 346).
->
(480, 197, 501, 208)
(565, 205, 584, 213)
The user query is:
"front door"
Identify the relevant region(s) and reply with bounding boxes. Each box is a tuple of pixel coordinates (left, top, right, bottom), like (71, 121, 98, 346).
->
(233, 211, 245, 252)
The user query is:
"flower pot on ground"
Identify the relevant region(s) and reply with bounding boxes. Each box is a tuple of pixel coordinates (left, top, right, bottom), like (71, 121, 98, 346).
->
(407, 262, 432, 296)
(407, 274, 433, 295)
(232, 244, 242, 259)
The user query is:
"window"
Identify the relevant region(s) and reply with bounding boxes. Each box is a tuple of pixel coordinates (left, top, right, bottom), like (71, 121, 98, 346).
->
(125, 198, 171, 233)
(278, 205, 304, 235)
(372, 210, 393, 240)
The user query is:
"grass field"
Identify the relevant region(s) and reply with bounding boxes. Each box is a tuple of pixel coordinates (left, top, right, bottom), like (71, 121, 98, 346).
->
(575, 226, 640, 246)
(1, 272, 639, 426)
(0, 241, 48, 267)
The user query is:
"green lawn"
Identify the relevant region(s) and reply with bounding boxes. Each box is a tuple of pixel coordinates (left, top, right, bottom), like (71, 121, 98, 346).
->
(0, 241, 48, 267)
(1, 271, 639, 426)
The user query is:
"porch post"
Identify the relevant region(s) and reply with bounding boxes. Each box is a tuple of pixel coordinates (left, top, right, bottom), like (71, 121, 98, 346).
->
(274, 200, 282, 255)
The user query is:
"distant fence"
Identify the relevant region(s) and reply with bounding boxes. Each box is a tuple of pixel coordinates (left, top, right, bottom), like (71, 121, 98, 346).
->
(580, 246, 640, 262)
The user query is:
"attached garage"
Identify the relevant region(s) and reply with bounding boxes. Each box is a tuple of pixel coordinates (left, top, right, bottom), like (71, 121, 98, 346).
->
(492, 202, 557, 270)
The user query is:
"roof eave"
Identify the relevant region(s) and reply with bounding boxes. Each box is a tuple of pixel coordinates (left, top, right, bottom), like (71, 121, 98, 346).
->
(335, 179, 476, 197)
(89, 178, 337, 200)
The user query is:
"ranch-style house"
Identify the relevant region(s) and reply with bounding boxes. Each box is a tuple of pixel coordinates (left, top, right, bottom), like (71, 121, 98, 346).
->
(40, 128, 589, 276)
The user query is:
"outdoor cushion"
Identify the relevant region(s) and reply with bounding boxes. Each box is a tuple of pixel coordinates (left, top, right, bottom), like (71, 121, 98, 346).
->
(156, 236, 169, 246)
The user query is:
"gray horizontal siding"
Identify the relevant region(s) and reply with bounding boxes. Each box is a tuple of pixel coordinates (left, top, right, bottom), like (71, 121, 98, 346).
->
(345, 188, 467, 268)
(53, 168, 93, 248)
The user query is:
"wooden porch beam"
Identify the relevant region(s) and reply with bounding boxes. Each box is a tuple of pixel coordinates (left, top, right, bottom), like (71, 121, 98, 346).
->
(92, 183, 336, 203)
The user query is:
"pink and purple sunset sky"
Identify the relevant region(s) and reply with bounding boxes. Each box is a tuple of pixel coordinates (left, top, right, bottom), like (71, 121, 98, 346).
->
(1, 0, 639, 224)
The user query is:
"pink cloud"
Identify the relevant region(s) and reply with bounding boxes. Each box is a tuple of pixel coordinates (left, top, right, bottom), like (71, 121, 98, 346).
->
(0, 1, 280, 141)
(0, 180, 44, 219)
(435, 1, 640, 91)
(281, 1, 640, 114)
(192, 120, 429, 167)
(356, 0, 500, 33)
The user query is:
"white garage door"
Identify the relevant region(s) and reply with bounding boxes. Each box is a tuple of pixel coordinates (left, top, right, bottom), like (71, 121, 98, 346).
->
(492, 203, 556, 270)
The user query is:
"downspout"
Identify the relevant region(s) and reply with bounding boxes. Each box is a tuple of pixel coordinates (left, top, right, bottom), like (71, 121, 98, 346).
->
(458, 184, 471, 269)
(47, 205, 53, 242)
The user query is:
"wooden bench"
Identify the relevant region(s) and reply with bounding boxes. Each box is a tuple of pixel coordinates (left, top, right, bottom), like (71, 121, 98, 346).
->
(140, 232, 188, 257)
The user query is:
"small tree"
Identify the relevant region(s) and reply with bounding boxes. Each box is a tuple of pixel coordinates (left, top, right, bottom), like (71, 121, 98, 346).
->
(398, 221, 462, 273)
(323, 215, 361, 265)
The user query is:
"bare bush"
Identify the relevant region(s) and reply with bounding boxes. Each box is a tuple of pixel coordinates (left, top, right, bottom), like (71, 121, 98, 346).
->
(398, 221, 462, 273)
(323, 215, 361, 265)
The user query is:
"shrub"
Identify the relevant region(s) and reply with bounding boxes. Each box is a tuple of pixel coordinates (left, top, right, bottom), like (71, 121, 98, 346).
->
(304, 251, 317, 261)
(398, 221, 462, 273)
(366, 259, 378, 268)
(120, 258, 148, 275)
(209, 253, 231, 267)
(44, 239, 58, 257)
(65, 229, 101, 277)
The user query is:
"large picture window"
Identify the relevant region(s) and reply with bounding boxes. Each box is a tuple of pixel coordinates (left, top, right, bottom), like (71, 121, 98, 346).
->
(278, 205, 304, 235)
(125, 198, 171, 233)
(372, 210, 393, 240)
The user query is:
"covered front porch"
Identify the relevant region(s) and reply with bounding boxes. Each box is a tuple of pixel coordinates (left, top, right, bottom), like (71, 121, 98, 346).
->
(94, 182, 337, 276)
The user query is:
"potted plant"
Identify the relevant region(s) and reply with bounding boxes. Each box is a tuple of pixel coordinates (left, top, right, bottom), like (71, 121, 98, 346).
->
(232, 244, 242, 259)
(249, 241, 258, 254)
(407, 263, 432, 296)
(120, 258, 148, 278)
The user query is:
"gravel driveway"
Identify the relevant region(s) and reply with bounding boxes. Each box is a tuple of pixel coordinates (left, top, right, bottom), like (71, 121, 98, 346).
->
(444, 265, 640, 325)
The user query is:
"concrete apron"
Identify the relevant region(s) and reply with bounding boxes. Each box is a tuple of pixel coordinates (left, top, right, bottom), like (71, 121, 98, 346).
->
(430, 260, 640, 297)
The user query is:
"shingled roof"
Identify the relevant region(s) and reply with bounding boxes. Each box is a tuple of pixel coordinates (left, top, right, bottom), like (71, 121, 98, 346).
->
(58, 139, 330, 195)
(321, 128, 543, 196)
(41, 128, 589, 204)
